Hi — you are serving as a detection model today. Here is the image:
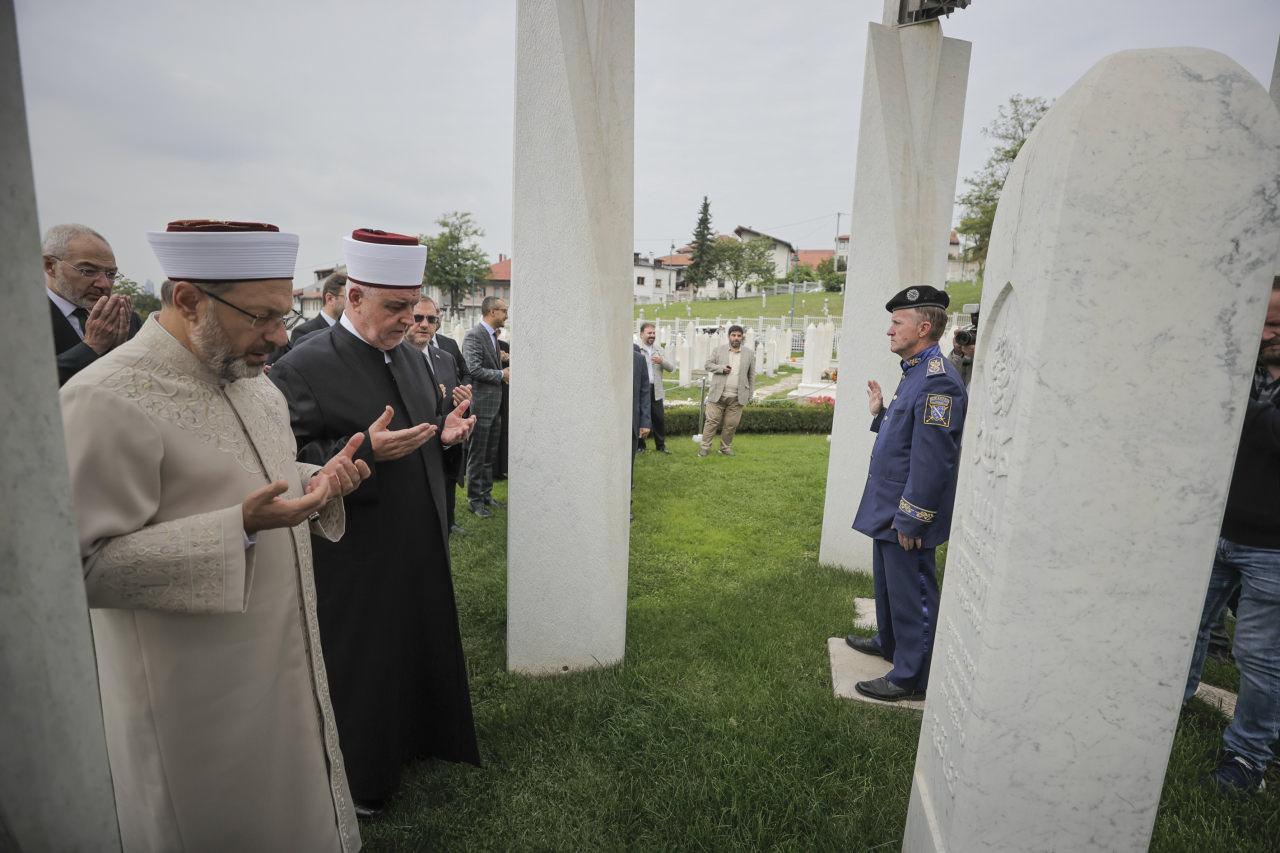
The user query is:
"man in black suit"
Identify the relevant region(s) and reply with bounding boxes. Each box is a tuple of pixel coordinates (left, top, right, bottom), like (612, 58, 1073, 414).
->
(407, 295, 473, 536)
(43, 223, 141, 385)
(268, 270, 346, 365)
(432, 318, 468, 386)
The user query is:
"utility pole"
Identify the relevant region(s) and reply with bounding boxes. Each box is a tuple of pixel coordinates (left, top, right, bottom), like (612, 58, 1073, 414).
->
(833, 211, 843, 269)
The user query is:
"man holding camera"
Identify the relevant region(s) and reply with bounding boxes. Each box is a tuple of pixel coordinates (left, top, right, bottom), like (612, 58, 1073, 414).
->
(845, 285, 967, 702)
(948, 303, 978, 387)
(699, 324, 755, 457)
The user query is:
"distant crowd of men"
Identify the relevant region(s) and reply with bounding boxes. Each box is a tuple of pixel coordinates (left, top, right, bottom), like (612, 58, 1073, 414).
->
(40, 219, 1278, 853)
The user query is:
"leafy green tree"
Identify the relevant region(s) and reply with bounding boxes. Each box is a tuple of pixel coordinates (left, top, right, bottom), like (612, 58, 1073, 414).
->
(711, 237, 775, 299)
(685, 196, 716, 290)
(956, 93, 1050, 278)
(785, 262, 816, 284)
(421, 211, 492, 316)
(113, 278, 161, 319)
(815, 257, 845, 293)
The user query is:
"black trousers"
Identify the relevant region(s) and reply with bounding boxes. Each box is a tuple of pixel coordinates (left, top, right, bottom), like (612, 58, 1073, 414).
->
(637, 387, 667, 451)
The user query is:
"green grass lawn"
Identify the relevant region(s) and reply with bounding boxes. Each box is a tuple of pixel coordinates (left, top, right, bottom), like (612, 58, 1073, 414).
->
(636, 292, 842, 323)
(944, 279, 982, 311)
(361, 435, 1277, 851)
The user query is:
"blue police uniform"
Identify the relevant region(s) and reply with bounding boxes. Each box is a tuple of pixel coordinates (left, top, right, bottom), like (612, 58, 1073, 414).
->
(852, 341, 967, 690)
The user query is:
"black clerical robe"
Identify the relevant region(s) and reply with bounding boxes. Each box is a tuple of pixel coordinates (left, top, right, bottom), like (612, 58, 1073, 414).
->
(269, 323, 479, 801)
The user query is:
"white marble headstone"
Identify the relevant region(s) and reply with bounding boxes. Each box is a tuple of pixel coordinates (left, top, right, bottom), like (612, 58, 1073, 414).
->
(904, 48, 1280, 853)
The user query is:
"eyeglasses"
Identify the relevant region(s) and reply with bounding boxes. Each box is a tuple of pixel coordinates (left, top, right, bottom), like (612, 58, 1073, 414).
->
(196, 286, 304, 330)
(413, 314, 440, 324)
(56, 258, 122, 282)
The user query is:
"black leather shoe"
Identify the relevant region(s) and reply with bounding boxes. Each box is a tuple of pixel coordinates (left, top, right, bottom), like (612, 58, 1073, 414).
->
(354, 799, 385, 820)
(635, 445, 646, 454)
(450, 523, 468, 536)
(485, 496, 505, 508)
(658, 448, 672, 454)
(855, 676, 925, 703)
(470, 502, 492, 518)
(845, 635, 884, 658)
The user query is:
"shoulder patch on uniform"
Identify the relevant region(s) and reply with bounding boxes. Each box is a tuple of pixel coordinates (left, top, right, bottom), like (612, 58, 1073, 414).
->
(927, 356, 944, 376)
(923, 393, 952, 427)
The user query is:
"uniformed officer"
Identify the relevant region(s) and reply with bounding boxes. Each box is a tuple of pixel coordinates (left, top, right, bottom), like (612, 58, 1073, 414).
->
(846, 284, 967, 702)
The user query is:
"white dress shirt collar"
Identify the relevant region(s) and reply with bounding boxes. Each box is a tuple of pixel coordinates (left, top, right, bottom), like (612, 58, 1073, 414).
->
(340, 312, 392, 364)
(47, 288, 84, 337)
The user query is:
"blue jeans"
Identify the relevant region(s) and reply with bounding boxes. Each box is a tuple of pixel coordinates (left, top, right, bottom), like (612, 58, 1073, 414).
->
(1183, 537, 1280, 771)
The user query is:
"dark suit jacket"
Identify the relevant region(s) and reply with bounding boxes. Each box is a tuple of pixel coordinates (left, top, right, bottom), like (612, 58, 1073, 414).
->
(425, 343, 464, 480)
(434, 334, 468, 385)
(633, 346, 652, 439)
(268, 311, 335, 366)
(49, 297, 142, 386)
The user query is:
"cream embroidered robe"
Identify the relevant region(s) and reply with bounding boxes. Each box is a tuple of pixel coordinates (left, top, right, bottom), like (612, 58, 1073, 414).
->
(60, 318, 360, 852)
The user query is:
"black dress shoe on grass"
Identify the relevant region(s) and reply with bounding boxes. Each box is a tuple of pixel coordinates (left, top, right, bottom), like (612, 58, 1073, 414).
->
(450, 523, 468, 536)
(470, 502, 492, 518)
(485, 496, 505, 508)
(855, 676, 925, 703)
(845, 635, 885, 658)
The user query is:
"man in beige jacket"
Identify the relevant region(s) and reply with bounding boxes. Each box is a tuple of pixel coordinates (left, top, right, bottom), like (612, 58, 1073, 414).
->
(61, 220, 376, 852)
(699, 324, 756, 456)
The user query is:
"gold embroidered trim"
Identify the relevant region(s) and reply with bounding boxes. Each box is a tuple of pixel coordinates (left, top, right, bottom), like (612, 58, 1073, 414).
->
(898, 497, 936, 523)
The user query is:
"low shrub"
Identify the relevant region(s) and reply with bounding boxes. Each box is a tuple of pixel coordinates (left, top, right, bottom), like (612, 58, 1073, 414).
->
(664, 402, 833, 435)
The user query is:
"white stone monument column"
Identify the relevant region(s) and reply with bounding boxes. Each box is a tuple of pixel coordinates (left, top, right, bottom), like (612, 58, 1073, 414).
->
(508, 0, 634, 673)
(905, 49, 1280, 853)
(0, 0, 120, 844)
(818, 4, 970, 571)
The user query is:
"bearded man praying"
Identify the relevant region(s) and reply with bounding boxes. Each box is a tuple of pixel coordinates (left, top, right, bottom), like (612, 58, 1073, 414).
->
(60, 220, 370, 852)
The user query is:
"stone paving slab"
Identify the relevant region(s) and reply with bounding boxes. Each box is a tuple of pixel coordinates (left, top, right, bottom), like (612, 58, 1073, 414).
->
(828, 637, 925, 711)
(1194, 682, 1238, 718)
(853, 597, 877, 630)
(847, 597, 1238, 718)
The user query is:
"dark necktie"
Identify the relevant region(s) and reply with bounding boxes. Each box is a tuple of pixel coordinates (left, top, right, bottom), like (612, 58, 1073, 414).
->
(492, 332, 501, 363)
(422, 348, 443, 408)
(71, 307, 89, 338)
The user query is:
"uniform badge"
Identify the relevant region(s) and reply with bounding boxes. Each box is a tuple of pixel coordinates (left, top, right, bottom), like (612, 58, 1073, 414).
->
(907, 288, 919, 301)
(923, 393, 952, 427)
(927, 356, 944, 376)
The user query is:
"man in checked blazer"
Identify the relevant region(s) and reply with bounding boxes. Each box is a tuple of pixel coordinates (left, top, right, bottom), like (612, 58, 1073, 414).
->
(43, 223, 141, 385)
(462, 296, 510, 517)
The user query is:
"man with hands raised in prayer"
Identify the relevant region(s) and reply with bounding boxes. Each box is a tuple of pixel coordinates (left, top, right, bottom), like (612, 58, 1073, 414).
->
(270, 228, 480, 819)
(60, 219, 370, 852)
(42, 222, 142, 385)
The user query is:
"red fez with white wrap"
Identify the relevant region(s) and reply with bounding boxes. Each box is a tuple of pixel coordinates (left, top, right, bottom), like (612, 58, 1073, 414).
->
(342, 228, 426, 288)
(146, 219, 299, 281)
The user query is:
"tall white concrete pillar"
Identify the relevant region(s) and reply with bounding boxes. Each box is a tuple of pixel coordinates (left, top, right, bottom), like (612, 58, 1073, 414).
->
(818, 6, 970, 572)
(0, 0, 121, 845)
(508, 0, 634, 673)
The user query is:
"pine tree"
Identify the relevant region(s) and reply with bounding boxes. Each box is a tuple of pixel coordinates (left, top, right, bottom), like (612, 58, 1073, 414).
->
(685, 196, 715, 290)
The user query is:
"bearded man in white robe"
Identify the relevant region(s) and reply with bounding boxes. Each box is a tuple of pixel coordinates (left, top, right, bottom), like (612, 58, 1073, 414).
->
(60, 220, 371, 852)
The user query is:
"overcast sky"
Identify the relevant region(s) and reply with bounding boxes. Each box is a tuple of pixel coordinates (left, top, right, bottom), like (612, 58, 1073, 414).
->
(15, 0, 1280, 287)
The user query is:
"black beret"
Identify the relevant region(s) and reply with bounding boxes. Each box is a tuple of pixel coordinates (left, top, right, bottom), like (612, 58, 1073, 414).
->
(885, 284, 949, 312)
